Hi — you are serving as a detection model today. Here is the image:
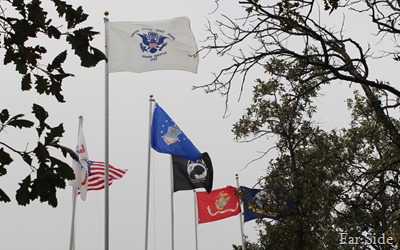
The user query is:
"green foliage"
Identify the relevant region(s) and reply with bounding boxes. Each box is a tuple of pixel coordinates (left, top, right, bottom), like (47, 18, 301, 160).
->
(0, 0, 105, 206)
(230, 57, 400, 249)
(1, 0, 106, 102)
(204, 0, 400, 247)
(0, 105, 76, 206)
(232, 235, 261, 250)
(333, 90, 400, 248)
(232, 58, 347, 248)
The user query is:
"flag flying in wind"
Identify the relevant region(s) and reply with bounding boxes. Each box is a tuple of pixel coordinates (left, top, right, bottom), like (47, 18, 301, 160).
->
(172, 152, 213, 193)
(239, 185, 293, 222)
(196, 186, 241, 224)
(151, 103, 201, 161)
(77, 161, 128, 194)
(70, 118, 90, 201)
(107, 16, 199, 73)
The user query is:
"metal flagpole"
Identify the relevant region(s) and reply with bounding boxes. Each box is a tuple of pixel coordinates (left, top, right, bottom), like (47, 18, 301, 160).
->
(170, 157, 175, 250)
(193, 190, 199, 250)
(104, 13, 110, 250)
(235, 174, 247, 250)
(69, 116, 83, 250)
(69, 186, 77, 250)
(145, 95, 155, 250)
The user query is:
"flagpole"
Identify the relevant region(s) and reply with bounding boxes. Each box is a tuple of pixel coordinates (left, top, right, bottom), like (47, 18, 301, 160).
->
(69, 186, 77, 250)
(170, 156, 175, 250)
(235, 174, 247, 250)
(193, 190, 199, 250)
(145, 95, 155, 250)
(104, 13, 110, 250)
(69, 116, 83, 250)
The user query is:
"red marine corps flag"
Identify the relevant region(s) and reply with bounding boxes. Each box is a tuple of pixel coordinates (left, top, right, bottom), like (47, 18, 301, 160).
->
(196, 186, 241, 224)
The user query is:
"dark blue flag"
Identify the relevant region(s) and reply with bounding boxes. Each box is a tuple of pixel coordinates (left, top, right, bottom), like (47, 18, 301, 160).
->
(151, 103, 201, 161)
(239, 186, 292, 222)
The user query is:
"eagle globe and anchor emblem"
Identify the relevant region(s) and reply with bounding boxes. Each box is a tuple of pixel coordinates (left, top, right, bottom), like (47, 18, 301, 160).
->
(215, 191, 231, 210)
(207, 190, 239, 216)
(138, 31, 168, 54)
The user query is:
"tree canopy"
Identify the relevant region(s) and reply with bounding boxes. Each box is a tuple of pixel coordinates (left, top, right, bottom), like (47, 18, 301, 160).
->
(0, 0, 106, 206)
(200, 0, 400, 248)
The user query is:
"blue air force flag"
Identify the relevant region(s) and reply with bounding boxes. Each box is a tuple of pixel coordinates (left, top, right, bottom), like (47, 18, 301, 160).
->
(151, 103, 201, 161)
(107, 16, 199, 73)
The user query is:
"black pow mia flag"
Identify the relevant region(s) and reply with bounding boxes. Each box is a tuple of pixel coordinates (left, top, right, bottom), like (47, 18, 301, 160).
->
(172, 152, 213, 193)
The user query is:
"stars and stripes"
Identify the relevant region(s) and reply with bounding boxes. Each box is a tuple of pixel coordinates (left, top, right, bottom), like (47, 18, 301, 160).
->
(77, 161, 127, 194)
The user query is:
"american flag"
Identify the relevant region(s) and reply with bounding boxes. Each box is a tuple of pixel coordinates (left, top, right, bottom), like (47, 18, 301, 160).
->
(77, 161, 127, 194)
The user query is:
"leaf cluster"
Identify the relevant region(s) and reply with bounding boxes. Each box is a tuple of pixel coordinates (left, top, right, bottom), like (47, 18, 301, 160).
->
(231, 62, 400, 249)
(0, 0, 105, 206)
(1, 0, 106, 102)
(0, 104, 76, 207)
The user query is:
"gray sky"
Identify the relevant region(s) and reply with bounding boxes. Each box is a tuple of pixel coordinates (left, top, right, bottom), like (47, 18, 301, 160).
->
(0, 1, 269, 249)
(2, 0, 392, 249)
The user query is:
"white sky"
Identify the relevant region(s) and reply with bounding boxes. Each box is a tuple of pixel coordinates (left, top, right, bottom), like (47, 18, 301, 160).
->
(1, 0, 394, 250)
(0, 1, 267, 250)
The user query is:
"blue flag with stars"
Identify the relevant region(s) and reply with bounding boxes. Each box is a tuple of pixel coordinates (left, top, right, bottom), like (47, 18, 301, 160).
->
(151, 103, 201, 161)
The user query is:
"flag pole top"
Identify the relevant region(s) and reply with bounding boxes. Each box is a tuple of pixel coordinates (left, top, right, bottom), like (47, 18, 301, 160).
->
(104, 11, 109, 22)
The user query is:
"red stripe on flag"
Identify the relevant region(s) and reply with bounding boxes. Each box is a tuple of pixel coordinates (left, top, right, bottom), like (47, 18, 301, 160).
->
(77, 162, 127, 195)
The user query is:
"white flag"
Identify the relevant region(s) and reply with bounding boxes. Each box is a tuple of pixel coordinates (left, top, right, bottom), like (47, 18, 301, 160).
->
(70, 117, 90, 201)
(107, 16, 199, 73)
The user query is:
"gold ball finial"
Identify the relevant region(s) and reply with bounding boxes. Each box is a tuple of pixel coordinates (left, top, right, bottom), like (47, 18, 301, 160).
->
(104, 11, 109, 16)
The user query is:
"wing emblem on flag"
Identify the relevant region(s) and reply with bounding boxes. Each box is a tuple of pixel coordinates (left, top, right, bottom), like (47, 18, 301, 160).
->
(163, 124, 182, 145)
(138, 31, 168, 54)
(207, 191, 239, 216)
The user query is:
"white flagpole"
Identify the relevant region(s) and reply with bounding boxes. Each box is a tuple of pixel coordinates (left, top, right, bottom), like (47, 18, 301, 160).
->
(145, 95, 155, 250)
(193, 190, 199, 250)
(104, 13, 110, 250)
(170, 157, 175, 250)
(69, 116, 83, 250)
(235, 174, 247, 250)
(69, 186, 77, 250)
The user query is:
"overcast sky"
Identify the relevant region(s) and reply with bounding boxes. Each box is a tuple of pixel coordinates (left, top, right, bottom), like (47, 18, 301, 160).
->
(1, 0, 388, 249)
(0, 1, 268, 250)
